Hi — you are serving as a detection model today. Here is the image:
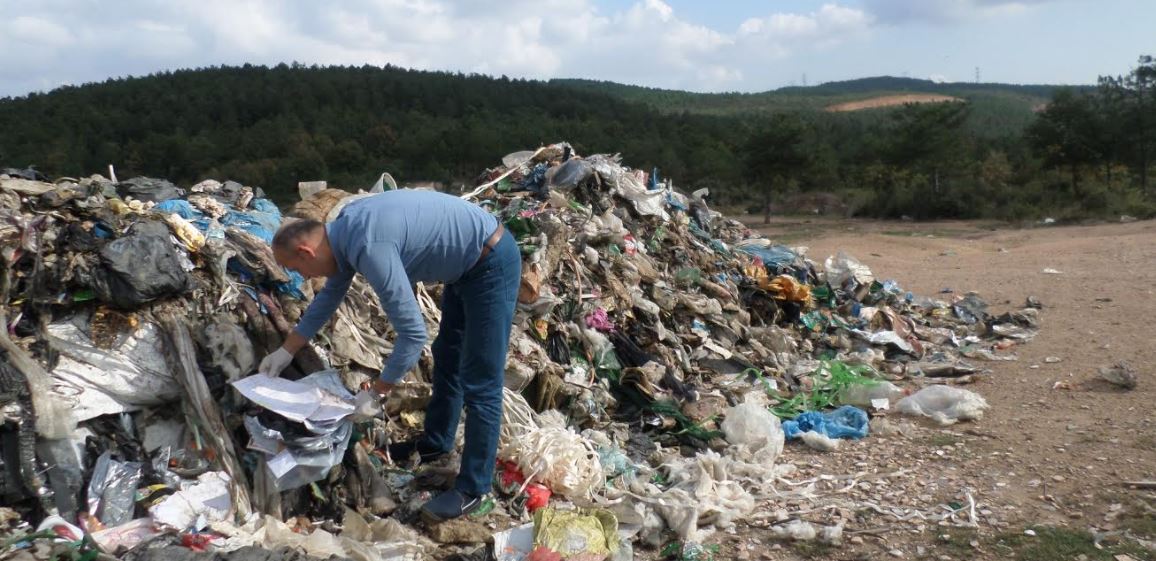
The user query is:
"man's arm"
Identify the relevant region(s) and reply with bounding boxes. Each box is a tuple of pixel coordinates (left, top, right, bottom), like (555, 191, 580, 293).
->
(289, 269, 356, 349)
(354, 242, 428, 384)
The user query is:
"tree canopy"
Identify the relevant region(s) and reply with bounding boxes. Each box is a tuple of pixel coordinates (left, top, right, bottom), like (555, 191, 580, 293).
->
(1, 59, 1153, 221)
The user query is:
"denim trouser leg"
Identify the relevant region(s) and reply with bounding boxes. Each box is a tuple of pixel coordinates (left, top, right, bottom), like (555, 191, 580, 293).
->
(424, 282, 466, 454)
(447, 232, 520, 496)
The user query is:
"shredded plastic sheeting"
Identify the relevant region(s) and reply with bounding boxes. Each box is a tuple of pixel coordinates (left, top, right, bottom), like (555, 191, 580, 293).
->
(232, 371, 356, 491)
(652, 451, 758, 542)
(148, 471, 232, 530)
(46, 319, 177, 424)
(500, 387, 540, 449)
(212, 513, 427, 561)
(588, 154, 669, 220)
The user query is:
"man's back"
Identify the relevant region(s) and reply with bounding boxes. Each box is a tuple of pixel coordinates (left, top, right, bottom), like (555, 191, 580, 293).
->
(329, 190, 499, 284)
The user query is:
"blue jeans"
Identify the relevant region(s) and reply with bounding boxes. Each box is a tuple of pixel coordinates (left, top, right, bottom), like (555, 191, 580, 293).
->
(423, 230, 520, 496)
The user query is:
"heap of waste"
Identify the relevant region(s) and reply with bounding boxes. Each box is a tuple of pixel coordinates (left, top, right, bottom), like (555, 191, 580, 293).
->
(0, 142, 1038, 561)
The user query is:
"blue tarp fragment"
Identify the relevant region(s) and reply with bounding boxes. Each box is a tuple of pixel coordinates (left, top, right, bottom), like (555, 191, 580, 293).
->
(153, 198, 303, 297)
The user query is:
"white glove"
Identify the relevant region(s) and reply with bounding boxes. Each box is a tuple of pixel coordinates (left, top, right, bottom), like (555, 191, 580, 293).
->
(351, 390, 383, 422)
(257, 347, 293, 377)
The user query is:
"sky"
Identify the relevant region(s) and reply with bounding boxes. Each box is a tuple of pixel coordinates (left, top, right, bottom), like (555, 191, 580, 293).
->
(0, 0, 1152, 99)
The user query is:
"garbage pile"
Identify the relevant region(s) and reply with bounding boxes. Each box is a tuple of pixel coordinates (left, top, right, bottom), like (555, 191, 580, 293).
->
(0, 142, 1039, 561)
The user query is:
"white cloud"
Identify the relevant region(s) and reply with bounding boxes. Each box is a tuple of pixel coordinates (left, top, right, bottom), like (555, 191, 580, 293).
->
(0, 0, 884, 97)
(9, 16, 74, 47)
(735, 3, 874, 66)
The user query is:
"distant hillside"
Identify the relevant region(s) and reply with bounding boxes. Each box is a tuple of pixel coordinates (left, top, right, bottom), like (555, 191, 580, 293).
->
(551, 76, 1082, 134)
(0, 64, 751, 201)
(2, 63, 1128, 222)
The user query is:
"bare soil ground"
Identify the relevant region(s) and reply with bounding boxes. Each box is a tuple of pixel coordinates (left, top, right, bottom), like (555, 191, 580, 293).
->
(710, 217, 1156, 561)
(825, 94, 962, 112)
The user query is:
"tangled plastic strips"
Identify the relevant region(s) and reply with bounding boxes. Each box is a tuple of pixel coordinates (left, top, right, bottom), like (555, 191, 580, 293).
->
(498, 389, 605, 498)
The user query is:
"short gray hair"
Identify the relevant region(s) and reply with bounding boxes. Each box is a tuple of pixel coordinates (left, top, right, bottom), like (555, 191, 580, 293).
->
(272, 218, 324, 251)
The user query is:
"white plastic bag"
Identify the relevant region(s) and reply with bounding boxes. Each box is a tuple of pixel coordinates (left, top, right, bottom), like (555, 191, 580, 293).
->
(823, 251, 874, 288)
(896, 385, 988, 425)
(721, 393, 784, 464)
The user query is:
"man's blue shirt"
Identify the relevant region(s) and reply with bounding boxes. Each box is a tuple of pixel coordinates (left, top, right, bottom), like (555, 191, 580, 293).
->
(293, 190, 500, 383)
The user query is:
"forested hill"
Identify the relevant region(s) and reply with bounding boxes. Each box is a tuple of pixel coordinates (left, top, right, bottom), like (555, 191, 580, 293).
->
(0, 64, 750, 201)
(551, 76, 1073, 132)
(4, 62, 1149, 222)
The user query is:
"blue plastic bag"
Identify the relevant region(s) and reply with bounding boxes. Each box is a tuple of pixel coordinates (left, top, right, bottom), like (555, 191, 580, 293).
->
(782, 405, 869, 440)
(153, 199, 203, 220)
(737, 245, 799, 270)
(220, 198, 282, 244)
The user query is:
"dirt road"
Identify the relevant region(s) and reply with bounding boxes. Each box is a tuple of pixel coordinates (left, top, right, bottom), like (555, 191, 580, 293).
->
(732, 217, 1156, 560)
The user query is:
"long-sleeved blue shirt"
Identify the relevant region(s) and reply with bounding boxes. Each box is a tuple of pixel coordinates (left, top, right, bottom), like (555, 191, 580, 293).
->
(293, 190, 500, 383)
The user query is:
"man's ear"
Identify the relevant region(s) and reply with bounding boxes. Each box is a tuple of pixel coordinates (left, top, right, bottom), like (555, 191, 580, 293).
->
(295, 243, 317, 259)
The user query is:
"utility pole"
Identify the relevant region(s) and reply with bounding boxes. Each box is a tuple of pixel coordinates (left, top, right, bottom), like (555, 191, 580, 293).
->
(975, 67, 980, 84)
(802, 73, 808, 87)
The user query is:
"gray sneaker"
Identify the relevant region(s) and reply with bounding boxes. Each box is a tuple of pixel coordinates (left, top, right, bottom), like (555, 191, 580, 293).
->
(421, 489, 482, 521)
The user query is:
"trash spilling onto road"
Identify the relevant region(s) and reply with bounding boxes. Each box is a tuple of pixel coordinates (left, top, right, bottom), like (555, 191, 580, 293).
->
(0, 142, 1040, 560)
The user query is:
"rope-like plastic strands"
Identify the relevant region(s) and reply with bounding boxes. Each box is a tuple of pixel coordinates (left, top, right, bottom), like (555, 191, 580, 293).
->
(498, 390, 604, 498)
(500, 387, 538, 447)
(499, 426, 604, 498)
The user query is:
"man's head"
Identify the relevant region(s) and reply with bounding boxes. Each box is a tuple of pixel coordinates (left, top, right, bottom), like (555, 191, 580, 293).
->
(272, 219, 337, 278)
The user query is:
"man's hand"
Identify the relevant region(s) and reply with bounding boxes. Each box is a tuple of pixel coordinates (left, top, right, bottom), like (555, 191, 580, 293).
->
(372, 379, 395, 398)
(257, 347, 294, 377)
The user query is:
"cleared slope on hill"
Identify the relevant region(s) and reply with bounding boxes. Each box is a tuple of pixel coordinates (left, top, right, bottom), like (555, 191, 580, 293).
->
(825, 94, 962, 112)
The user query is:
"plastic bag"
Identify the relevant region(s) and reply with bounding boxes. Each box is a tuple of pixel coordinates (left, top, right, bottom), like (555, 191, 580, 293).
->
(735, 244, 800, 272)
(836, 380, 906, 409)
(800, 431, 840, 452)
(86, 451, 142, 527)
(952, 294, 989, 325)
(117, 176, 183, 202)
(721, 393, 784, 464)
(90, 220, 193, 309)
(532, 508, 618, 558)
(895, 385, 988, 425)
(824, 251, 874, 289)
(782, 405, 869, 440)
(545, 159, 594, 191)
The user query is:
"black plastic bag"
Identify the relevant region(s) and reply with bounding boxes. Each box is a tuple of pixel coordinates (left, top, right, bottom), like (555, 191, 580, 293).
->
(545, 159, 594, 191)
(117, 177, 183, 203)
(91, 221, 193, 309)
(546, 330, 571, 365)
(609, 331, 653, 368)
(1, 167, 47, 181)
